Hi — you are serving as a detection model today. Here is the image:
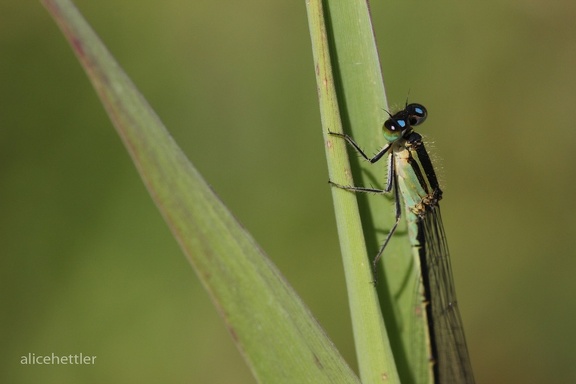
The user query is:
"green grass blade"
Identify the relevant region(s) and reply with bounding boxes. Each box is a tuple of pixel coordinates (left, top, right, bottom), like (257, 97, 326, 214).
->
(307, 1, 430, 383)
(41, 0, 360, 382)
(307, 1, 399, 383)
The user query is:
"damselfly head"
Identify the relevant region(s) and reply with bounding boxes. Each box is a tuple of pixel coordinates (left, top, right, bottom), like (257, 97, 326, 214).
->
(384, 103, 428, 133)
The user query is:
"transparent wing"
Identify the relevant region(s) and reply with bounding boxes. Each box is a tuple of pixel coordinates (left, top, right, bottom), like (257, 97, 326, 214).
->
(419, 205, 475, 384)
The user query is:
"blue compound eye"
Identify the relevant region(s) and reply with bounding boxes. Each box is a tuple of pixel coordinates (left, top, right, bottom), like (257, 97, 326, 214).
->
(406, 103, 427, 126)
(384, 117, 408, 132)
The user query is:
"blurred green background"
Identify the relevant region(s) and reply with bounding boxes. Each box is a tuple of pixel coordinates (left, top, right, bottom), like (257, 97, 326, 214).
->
(2, 1, 576, 383)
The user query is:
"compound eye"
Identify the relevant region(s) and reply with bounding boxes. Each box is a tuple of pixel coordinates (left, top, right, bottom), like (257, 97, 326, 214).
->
(406, 103, 427, 126)
(384, 117, 408, 132)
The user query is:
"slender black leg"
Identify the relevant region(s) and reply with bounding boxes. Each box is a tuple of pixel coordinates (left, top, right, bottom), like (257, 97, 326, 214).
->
(328, 181, 387, 194)
(328, 150, 393, 195)
(372, 169, 402, 272)
(328, 131, 392, 164)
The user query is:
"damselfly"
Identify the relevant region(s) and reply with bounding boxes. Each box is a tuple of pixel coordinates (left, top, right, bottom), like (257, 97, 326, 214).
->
(329, 104, 475, 384)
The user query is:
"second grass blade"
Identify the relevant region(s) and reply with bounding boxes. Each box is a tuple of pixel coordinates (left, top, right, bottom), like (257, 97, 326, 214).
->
(307, 0, 431, 383)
